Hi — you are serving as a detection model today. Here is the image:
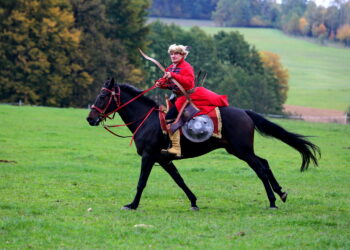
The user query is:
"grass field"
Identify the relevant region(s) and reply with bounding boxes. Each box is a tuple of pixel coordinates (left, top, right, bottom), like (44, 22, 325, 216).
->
(1, 105, 350, 249)
(153, 18, 350, 111)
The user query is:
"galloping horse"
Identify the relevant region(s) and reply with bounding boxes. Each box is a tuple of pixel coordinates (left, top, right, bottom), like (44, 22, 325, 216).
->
(87, 78, 320, 210)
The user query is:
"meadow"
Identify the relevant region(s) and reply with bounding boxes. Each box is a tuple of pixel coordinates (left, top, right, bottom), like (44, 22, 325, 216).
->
(203, 27, 350, 111)
(153, 17, 350, 111)
(1, 105, 349, 249)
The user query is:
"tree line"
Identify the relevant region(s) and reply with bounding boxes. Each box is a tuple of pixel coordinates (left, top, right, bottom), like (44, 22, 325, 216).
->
(0, 0, 288, 114)
(150, 0, 350, 46)
(143, 21, 288, 114)
(149, 0, 219, 20)
(0, 0, 149, 107)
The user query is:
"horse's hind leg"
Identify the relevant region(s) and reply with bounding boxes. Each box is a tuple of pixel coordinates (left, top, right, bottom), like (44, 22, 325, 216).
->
(242, 153, 278, 208)
(257, 156, 288, 203)
(159, 161, 199, 210)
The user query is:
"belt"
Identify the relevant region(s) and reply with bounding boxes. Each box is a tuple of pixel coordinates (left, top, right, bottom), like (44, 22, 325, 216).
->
(175, 87, 196, 97)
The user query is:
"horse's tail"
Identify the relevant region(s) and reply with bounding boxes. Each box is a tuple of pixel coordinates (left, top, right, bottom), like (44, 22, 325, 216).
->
(245, 110, 320, 171)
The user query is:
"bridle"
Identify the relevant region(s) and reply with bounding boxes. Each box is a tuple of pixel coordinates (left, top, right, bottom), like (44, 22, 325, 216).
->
(91, 83, 158, 144)
(91, 85, 121, 120)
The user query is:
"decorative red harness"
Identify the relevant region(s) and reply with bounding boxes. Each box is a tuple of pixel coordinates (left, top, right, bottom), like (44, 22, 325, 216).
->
(91, 84, 159, 145)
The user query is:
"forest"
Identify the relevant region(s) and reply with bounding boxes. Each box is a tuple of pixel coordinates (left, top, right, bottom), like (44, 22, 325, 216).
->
(150, 0, 350, 46)
(2, 0, 346, 113)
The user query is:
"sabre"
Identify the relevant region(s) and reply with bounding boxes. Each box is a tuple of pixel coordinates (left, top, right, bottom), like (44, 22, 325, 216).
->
(138, 48, 191, 102)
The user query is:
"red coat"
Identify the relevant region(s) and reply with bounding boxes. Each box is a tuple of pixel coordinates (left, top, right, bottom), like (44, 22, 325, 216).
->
(157, 59, 229, 115)
(157, 58, 195, 93)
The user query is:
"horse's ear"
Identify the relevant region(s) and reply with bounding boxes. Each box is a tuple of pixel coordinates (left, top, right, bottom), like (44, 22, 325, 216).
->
(109, 78, 115, 88)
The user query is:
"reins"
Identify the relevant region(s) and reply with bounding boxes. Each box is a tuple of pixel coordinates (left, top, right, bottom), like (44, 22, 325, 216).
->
(105, 85, 158, 117)
(92, 84, 159, 145)
(104, 106, 158, 146)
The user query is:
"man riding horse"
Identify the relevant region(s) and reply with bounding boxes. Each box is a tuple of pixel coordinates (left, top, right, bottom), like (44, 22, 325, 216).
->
(87, 51, 320, 209)
(155, 44, 229, 157)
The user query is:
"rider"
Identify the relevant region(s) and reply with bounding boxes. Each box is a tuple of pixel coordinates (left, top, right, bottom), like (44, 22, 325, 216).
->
(156, 44, 229, 157)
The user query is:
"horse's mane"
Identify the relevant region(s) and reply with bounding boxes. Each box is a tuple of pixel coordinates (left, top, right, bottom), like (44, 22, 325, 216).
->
(118, 83, 158, 107)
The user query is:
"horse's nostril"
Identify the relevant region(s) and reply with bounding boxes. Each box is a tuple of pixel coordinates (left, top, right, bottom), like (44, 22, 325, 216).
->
(87, 116, 102, 126)
(87, 117, 97, 125)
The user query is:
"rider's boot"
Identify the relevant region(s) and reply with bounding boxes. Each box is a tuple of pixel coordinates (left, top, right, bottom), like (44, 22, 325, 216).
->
(163, 130, 181, 157)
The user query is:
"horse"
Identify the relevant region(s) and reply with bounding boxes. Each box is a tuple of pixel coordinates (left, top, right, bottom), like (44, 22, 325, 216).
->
(86, 78, 320, 210)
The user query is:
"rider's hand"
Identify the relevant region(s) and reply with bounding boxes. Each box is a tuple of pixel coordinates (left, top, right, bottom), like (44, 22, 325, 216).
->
(163, 72, 171, 79)
(155, 77, 168, 88)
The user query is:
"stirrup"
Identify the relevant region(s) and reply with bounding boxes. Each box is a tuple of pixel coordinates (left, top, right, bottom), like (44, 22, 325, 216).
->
(161, 148, 181, 158)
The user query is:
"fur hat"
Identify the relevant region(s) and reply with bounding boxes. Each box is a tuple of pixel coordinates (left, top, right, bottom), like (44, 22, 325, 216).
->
(168, 44, 189, 58)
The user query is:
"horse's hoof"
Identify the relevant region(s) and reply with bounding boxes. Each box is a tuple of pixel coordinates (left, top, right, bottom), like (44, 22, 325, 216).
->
(191, 206, 200, 211)
(281, 192, 288, 203)
(269, 206, 278, 209)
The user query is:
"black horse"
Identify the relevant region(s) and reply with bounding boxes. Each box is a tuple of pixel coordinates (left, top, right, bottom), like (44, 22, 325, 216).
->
(87, 78, 320, 210)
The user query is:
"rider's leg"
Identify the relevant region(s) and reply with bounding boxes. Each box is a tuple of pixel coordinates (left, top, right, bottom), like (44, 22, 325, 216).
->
(165, 106, 178, 124)
(163, 106, 181, 157)
(166, 129, 181, 157)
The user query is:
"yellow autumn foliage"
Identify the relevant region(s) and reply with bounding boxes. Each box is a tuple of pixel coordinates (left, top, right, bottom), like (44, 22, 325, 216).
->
(336, 24, 350, 46)
(48, 7, 74, 25)
(0, 0, 92, 106)
(312, 23, 327, 37)
(260, 51, 289, 103)
(298, 17, 309, 35)
(43, 18, 57, 28)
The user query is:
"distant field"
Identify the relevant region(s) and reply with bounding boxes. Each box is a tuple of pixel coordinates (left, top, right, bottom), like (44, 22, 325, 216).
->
(149, 18, 350, 111)
(1, 105, 349, 248)
(203, 27, 350, 111)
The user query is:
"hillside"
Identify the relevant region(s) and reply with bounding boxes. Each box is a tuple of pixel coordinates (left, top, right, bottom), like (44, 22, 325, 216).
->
(148, 18, 350, 112)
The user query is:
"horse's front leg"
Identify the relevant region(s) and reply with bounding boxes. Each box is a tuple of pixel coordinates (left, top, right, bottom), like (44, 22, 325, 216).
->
(160, 161, 199, 210)
(122, 154, 156, 210)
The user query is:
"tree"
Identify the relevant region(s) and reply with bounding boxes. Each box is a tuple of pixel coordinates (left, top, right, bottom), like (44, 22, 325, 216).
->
(324, 6, 341, 36)
(145, 22, 286, 113)
(0, 0, 92, 106)
(281, 0, 307, 17)
(0, 0, 152, 107)
(337, 23, 350, 45)
(260, 51, 289, 103)
(213, 0, 281, 28)
(298, 17, 310, 35)
(213, 31, 283, 113)
(104, 0, 150, 66)
(212, 0, 238, 26)
(213, 0, 252, 27)
(340, 1, 350, 25)
(280, 0, 308, 33)
(214, 31, 264, 75)
(70, 0, 142, 100)
(149, 0, 218, 19)
(282, 13, 303, 34)
(312, 23, 328, 43)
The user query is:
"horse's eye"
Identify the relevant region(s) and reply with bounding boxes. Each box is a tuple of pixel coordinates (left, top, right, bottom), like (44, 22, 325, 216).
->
(94, 94, 107, 107)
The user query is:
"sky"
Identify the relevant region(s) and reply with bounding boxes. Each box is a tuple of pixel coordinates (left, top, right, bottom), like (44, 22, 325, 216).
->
(313, 0, 332, 7)
(276, 0, 333, 7)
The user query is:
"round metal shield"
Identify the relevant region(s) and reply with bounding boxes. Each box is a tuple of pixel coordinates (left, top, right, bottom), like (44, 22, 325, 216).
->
(181, 115, 214, 143)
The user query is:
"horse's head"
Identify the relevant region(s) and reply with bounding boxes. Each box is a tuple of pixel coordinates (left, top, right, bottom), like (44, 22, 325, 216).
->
(86, 78, 119, 126)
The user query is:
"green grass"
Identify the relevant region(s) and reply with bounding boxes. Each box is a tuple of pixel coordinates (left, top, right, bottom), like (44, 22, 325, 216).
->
(188, 27, 350, 111)
(1, 105, 350, 249)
